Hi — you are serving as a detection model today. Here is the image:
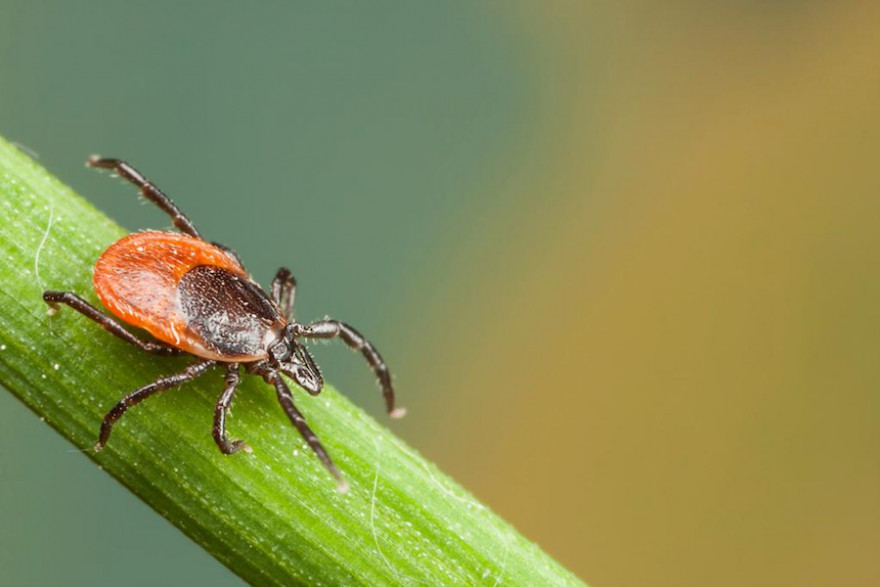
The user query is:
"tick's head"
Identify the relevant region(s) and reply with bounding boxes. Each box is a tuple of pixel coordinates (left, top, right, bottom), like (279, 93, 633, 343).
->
(268, 325, 323, 395)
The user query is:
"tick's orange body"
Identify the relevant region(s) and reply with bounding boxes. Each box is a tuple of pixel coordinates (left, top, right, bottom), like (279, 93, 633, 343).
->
(93, 231, 263, 360)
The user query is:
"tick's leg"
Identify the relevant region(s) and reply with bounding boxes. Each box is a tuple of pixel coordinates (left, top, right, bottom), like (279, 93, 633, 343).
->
(267, 370, 347, 492)
(96, 360, 215, 451)
(298, 319, 404, 418)
(42, 291, 182, 356)
(86, 156, 202, 238)
(271, 267, 297, 321)
(213, 363, 250, 454)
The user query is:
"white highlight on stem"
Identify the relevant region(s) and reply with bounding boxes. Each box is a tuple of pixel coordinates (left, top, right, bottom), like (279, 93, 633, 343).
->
(370, 465, 395, 574)
(34, 202, 54, 297)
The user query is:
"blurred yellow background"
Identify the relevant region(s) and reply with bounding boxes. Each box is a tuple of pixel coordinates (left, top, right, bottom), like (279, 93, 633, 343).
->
(407, 3, 880, 585)
(1, 2, 879, 585)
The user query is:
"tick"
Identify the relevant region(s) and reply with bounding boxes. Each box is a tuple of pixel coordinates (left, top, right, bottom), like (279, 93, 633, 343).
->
(43, 156, 404, 491)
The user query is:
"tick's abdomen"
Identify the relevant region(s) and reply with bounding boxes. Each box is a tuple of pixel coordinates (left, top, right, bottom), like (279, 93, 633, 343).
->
(93, 231, 282, 360)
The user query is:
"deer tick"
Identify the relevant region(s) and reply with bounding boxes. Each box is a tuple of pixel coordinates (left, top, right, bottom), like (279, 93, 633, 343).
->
(43, 156, 405, 491)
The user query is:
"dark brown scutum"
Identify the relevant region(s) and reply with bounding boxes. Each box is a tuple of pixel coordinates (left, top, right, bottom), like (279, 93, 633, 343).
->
(178, 265, 283, 358)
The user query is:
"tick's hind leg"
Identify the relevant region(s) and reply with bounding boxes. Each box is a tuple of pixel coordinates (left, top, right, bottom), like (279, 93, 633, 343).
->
(96, 360, 216, 451)
(271, 267, 296, 320)
(86, 156, 202, 238)
(213, 363, 251, 454)
(298, 319, 405, 418)
(43, 291, 182, 356)
(267, 370, 347, 492)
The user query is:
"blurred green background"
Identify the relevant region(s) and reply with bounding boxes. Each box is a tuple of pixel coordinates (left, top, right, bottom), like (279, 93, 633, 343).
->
(1, 1, 879, 586)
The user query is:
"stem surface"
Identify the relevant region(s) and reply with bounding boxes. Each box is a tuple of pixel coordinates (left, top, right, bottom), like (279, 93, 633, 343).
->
(0, 136, 583, 586)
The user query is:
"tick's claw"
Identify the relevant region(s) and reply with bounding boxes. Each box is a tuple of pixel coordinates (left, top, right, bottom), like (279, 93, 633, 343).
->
(43, 297, 59, 315)
(390, 407, 407, 419)
(220, 440, 251, 455)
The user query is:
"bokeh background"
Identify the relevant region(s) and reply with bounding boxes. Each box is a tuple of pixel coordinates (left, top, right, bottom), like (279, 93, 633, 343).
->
(1, 2, 879, 586)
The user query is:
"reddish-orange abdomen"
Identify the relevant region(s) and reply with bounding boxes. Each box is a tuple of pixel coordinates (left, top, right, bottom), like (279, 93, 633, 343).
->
(93, 231, 252, 358)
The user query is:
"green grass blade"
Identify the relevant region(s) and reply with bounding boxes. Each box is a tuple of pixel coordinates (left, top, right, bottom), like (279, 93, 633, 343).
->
(0, 136, 584, 586)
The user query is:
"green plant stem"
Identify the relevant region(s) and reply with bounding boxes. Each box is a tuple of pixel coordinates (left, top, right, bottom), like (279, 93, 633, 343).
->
(0, 136, 583, 586)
